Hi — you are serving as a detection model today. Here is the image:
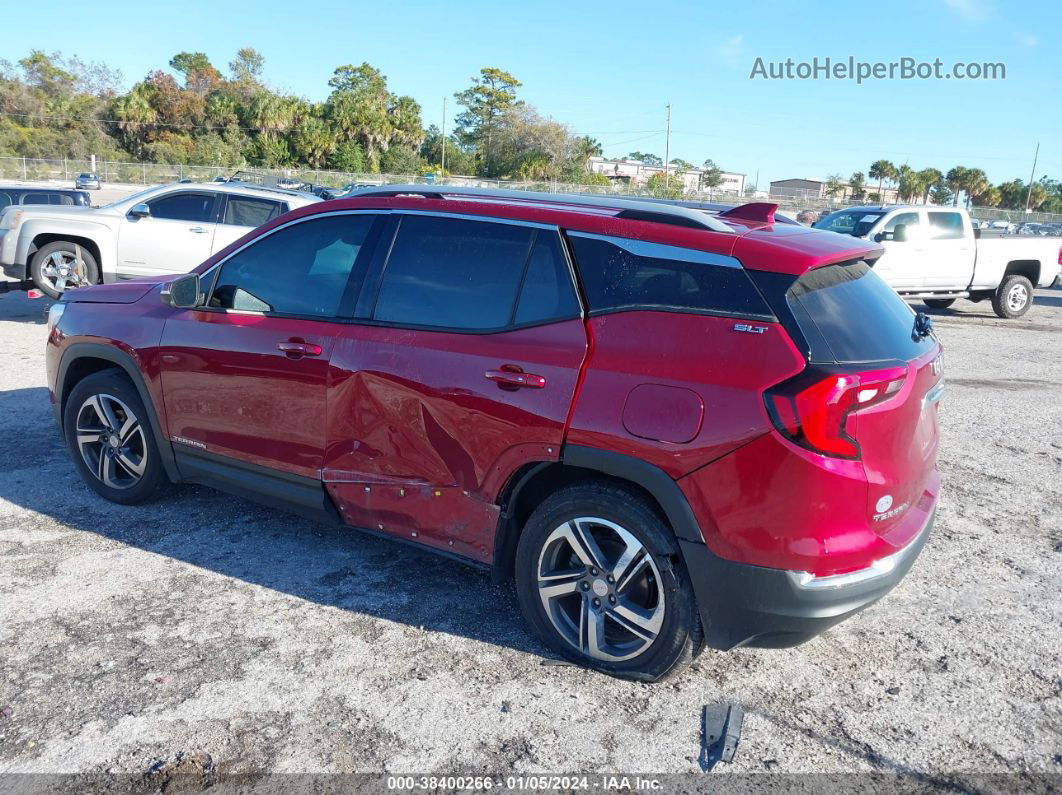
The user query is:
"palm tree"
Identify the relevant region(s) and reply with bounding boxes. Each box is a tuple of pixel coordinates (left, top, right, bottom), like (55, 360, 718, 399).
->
(572, 136, 603, 172)
(869, 159, 896, 203)
(945, 166, 969, 207)
(918, 168, 943, 204)
(963, 168, 988, 209)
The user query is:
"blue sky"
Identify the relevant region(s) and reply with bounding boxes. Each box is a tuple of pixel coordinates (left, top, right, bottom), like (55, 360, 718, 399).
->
(4, 0, 1058, 185)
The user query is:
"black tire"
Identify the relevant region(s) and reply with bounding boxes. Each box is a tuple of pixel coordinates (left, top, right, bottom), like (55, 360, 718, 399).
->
(923, 298, 956, 310)
(991, 274, 1034, 319)
(515, 482, 703, 682)
(63, 369, 169, 505)
(30, 241, 100, 299)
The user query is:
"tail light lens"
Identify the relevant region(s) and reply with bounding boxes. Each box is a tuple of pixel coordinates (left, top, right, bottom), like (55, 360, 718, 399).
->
(765, 366, 907, 458)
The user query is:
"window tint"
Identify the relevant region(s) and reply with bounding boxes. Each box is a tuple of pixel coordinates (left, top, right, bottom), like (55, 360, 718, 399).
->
(149, 193, 215, 222)
(787, 261, 935, 363)
(210, 214, 375, 318)
(568, 232, 772, 318)
(22, 193, 49, 205)
(0, 192, 11, 210)
(50, 193, 75, 206)
(514, 233, 579, 324)
(224, 196, 284, 227)
(373, 215, 534, 330)
(927, 212, 964, 239)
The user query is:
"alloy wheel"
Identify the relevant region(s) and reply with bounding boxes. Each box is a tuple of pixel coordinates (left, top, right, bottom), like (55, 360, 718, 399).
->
(1007, 282, 1029, 313)
(75, 394, 148, 490)
(39, 251, 87, 293)
(536, 517, 665, 662)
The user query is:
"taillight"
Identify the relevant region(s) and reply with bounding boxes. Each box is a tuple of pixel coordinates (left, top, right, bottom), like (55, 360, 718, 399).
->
(765, 366, 907, 458)
(1057, 246, 1062, 266)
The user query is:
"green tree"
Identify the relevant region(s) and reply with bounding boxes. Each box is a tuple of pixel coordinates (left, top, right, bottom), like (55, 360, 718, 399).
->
(701, 158, 723, 197)
(454, 67, 522, 176)
(571, 135, 602, 171)
(962, 168, 988, 209)
(945, 166, 968, 206)
(929, 182, 953, 206)
(849, 171, 866, 200)
(824, 173, 846, 198)
(869, 159, 896, 203)
(647, 170, 684, 198)
(918, 168, 942, 204)
(628, 151, 661, 166)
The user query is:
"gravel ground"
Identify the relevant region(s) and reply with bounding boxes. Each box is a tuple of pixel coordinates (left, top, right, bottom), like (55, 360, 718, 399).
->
(0, 286, 1059, 789)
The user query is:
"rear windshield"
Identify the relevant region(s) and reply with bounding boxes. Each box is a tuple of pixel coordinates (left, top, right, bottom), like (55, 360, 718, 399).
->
(788, 261, 935, 363)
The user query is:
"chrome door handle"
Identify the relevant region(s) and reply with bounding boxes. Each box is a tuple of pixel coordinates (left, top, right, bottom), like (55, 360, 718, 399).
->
(189, 226, 207, 234)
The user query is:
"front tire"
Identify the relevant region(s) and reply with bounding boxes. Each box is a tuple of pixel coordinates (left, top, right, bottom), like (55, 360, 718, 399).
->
(63, 370, 169, 505)
(514, 482, 702, 681)
(31, 241, 99, 298)
(923, 298, 956, 310)
(992, 274, 1033, 318)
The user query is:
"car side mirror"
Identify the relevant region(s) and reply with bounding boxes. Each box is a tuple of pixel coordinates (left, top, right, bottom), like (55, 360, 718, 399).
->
(161, 273, 201, 308)
(892, 223, 908, 243)
(973, 227, 981, 239)
(873, 232, 886, 243)
(129, 203, 150, 218)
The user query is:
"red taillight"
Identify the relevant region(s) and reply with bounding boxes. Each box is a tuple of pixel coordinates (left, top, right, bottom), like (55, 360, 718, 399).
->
(1057, 246, 1062, 266)
(765, 366, 906, 458)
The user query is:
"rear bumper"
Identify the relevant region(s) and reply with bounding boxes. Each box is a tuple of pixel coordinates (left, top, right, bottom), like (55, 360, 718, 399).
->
(680, 504, 935, 650)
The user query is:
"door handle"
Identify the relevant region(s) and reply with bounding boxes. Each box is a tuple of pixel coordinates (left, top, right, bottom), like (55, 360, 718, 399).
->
(485, 367, 546, 389)
(189, 226, 208, 234)
(277, 340, 322, 358)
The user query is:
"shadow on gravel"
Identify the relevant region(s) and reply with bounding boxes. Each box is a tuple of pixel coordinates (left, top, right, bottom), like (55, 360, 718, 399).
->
(0, 289, 51, 324)
(0, 385, 543, 658)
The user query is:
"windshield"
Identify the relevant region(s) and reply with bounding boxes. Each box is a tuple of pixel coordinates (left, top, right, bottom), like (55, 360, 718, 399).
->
(813, 209, 886, 238)
(100, 185, 162, 210)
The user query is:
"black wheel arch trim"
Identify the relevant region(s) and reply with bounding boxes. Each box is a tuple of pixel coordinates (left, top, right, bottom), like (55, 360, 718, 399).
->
(559, 444, 705, 544)
(56, 343, 180, 482)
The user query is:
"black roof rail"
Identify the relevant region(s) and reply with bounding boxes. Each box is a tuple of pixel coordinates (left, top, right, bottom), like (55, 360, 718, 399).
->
(344, 184, 734, 233)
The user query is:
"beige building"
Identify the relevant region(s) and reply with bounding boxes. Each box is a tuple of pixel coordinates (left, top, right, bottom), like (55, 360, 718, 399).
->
(588, 157, 746, 196)
(768, 177, 900, 204)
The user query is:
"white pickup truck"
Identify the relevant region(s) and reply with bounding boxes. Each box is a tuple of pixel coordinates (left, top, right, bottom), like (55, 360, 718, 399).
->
(814, 205, 1062, 318)
(0, 182, 320, 298)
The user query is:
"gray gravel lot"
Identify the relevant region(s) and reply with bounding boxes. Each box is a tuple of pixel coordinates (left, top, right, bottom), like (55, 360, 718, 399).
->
(0, 286, 1059, 787)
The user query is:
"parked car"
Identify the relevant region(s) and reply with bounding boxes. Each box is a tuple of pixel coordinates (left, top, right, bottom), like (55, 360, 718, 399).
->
(0, 182, 319, 297)
(0, 186, 90, 210)
(46, 188, 942, 680)
(814, 205, 1062, 317)
(75, 173, 101, 190)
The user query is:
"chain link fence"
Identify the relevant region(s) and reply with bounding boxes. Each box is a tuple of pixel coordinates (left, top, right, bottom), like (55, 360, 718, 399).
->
(2, 156, 1060, 224)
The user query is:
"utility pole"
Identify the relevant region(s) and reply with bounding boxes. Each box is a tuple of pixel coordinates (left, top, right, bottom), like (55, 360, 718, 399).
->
(1023, 141, 1039, 212)
(441, 97, 447, 174)
(664, 103, 672, 190)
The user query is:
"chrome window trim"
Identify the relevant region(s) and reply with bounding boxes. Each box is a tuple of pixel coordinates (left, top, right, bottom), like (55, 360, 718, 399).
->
(566, 231, 742, 269)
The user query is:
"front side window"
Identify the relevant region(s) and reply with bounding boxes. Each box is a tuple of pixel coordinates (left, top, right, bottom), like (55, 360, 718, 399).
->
(813, 210, 885, 237)
(210, 214, 375, 318)
(149, 193, 215, 222)
(568, 232, 772, 318)
(372, 215, 537, 330)
(882, 211, 923, 239)
(224, 196, 285, 227)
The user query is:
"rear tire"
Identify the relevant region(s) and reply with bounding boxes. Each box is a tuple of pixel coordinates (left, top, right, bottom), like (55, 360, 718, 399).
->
(63, 369, 169, 505)
(923, 298, 956, 310)
(31, 241, 99, 299)
(991, 274, 1033, 319)
(514, 482, 703, 682)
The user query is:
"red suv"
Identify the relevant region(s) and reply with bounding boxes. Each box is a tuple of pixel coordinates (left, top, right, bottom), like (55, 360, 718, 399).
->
(45, 188, 942, 681)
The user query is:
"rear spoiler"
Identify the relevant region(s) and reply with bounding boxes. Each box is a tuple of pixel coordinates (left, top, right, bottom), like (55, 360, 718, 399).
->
(718, 203, 778, 225)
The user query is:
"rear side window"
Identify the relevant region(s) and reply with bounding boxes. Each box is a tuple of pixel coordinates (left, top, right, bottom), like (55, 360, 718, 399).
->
(210, 214, 375, 318)
(372, 215, 535, 330)
(224, 196, 284, 227)
(567, 232, 772, 318)
(50, 194, 75, 206)
(22, 193, 49, 205)
(514, 233, 580, 324)
(927, 212, 964, 239)
(787, 261, 935, 363)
